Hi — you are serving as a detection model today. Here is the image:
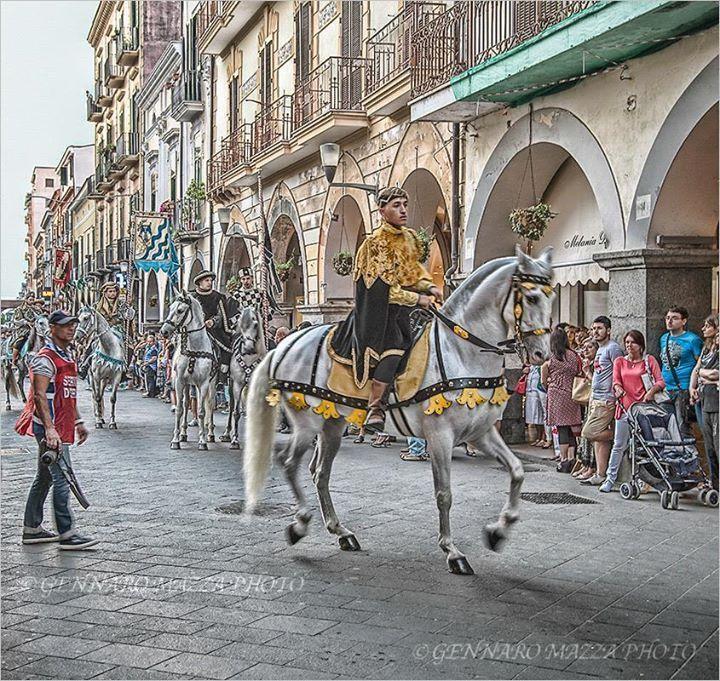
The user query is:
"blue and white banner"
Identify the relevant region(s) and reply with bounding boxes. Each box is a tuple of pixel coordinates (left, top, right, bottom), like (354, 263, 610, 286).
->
(133, 212, 179, 276)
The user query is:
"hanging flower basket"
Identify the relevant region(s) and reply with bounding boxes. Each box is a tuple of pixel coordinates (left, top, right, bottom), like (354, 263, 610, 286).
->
(331, 250, 353, 277)
(509, 203, 557, 252)
(415, 228, 434, 264)
(275, 257, 295, 282)
(159, 199, 175, 216)
(226, 275, 241, 295)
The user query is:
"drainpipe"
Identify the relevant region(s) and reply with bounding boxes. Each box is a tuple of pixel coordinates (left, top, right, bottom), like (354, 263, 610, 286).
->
(208, 56, 215, 272)
(444, 122, 461, 290)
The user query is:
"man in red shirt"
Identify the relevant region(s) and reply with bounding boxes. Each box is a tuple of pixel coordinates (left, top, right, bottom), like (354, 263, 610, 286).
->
(16, 310, 97, 550)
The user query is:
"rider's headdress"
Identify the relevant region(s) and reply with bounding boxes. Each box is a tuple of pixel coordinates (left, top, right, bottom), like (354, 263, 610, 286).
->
(240, 267, 253, 278)
(376, 186, 408, 208)
(100, 281, 119, 292)
(193, 270, 216, 286)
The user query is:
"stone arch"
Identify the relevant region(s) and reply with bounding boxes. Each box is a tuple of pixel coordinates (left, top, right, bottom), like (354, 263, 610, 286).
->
(321, 195, 365, 301)
(628, 58, 719, 249)
(187, 258, 205, 291)
(465, 107, 623, 271)
(218, 209, 254, 290)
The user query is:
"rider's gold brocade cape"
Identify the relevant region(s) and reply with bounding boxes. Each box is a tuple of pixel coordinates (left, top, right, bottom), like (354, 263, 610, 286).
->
(353, 220, 434, 305)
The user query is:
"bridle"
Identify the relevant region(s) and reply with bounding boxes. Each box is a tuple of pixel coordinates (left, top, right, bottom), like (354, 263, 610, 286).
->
(430, 269, 552, 364)
(161, 298, 206, 336)
(162, 296, 216, 374)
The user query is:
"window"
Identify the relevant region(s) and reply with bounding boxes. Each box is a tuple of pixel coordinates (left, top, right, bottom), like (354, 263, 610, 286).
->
(170, 171, 177, 203)
(341, 0, 362, 59)
(150, 174, 157, 211)
(59, 167, 68, 186)
(45, 178, 54, 188)
(229, 76, 239, 131)
(295, 2, 312, 83)
(260, 41, 273, 107)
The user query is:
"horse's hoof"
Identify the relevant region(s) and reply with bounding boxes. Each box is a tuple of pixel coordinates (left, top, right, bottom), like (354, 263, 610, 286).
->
(5, 405, 11, 411)
(230, 442, 240, 450)
(207, 435, 215, 443)
(448, 556, 474, 575)
(170, 442, 180, 450)
(219, 434, 231, 443)
(108, 423, 117, 430)
(483, 526, 506, 553)
(286, 524, 305, 545)
(100, 419, 105, 424)
(338, 535, 362, 552)
(198, 443, 208, 451)
(95, 423, 103, 429)
(180, 435, 187, 442)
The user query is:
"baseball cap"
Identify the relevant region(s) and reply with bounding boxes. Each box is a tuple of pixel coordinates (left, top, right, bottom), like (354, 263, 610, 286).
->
(48, 310, 78, 326)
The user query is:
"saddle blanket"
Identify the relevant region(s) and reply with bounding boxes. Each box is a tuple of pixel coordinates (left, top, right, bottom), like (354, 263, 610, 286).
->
(326, 324, 431, 403)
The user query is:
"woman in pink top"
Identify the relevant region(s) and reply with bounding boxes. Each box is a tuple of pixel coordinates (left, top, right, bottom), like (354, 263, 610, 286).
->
(599, 330, 665, 492)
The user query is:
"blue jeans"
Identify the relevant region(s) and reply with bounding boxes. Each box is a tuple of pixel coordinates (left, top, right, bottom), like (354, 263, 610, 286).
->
(23, 437, 75, 538)
(605, 416, 631, 485)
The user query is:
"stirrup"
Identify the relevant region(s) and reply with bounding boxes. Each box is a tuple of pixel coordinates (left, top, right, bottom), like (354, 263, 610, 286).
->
(363, 409, 386, 435)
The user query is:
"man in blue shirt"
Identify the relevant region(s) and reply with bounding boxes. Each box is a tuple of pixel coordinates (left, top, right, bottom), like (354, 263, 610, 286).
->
(660, 306, 703, 437)
(143, 333, 159, 398)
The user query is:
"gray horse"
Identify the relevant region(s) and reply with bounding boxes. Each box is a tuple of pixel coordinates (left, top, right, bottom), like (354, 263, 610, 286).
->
(75, 307, 126, 430)
(221, 306, 266, 450)
(243, 247, 554, 575)
(15, 315, 50, 402)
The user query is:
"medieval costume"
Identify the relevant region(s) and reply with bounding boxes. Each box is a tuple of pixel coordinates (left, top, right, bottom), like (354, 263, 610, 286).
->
(232, 267, 263, 312)
(191, 270, 237, 376)
(330, 187, 436, 433)
(11, 299, 42, 363)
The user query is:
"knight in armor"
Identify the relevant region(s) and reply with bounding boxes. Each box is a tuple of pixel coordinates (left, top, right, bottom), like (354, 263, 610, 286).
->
(191, 270, 237, 380)
(330, 186, 443, 434)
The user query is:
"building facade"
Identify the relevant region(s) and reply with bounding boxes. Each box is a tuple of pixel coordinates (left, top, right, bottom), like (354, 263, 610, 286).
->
(24, 167, 59, 298)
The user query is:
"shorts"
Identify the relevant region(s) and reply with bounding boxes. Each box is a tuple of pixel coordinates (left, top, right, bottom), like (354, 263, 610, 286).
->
(581, 399, 615, 440)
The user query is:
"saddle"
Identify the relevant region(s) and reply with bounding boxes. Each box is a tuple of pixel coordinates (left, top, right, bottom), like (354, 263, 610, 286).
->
(326, 324, 432, 403)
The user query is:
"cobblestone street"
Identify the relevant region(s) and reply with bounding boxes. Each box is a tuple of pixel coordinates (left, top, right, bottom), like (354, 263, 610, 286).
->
(1, 388, 718, 680)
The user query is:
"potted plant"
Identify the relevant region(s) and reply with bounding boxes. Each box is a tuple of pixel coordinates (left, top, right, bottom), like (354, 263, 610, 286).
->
(331, 250, 353, 276)
(226, 274, 241, 295)
(509, 202, 557, 253)
(159, 199, 175, 216)
(415, 228, 434, 264)
(275, 256, 296, 282)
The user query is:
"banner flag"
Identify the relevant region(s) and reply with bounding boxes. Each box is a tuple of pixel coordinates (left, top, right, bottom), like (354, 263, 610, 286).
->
(133, 212, 179, 276)
(53, 249, 71, 286)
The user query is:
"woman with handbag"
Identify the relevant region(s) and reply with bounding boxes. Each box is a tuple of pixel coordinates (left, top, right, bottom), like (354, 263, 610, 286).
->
(543, 328, 583, 473)
(524, 365, 550, 448)
(573, 339, 599, 481)
(600, 330, 665, 493)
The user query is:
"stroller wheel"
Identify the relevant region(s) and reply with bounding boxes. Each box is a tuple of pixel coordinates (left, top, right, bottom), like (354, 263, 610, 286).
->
(660, 490, 670, 510)
(707, 490, 719, 508)
(700, 489, 708, 504)
(670, 491, 679, 510)
(632, 482, 642, 499)
(620, 483, 633, 500)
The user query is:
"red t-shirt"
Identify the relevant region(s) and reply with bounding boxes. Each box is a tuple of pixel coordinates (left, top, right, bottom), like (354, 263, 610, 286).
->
(612, 354, 664, 418)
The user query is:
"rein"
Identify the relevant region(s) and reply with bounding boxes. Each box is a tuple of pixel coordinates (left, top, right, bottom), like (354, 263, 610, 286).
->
(164, 299, 216, 375)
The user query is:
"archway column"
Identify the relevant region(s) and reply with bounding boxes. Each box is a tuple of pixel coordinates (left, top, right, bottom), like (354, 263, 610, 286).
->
(593, 248, 718, 353)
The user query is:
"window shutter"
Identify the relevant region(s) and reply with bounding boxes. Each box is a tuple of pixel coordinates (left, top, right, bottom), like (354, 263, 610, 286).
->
(295, 2, 311, 83)
(341, 1, 362, 58)
(261, 42, 273, 105)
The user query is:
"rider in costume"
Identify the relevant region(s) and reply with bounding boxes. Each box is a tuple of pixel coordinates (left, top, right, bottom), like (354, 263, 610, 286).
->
(330, 186, 443, 433)
(232, 267, 262, 312)
(11, 294, 44, 365)
(191, 270, 237, 380)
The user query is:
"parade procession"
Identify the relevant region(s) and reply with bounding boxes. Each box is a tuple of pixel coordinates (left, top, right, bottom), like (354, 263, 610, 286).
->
(1, 2, 719, 680)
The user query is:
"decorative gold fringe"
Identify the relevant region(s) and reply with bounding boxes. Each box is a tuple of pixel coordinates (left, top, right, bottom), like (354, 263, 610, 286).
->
(455, 388, 487, 409)
(424, 393, 452, 415)
(313, 400, 340, 420)
(489, 385, 511, 405)
(345, 408, 367, 428)
(265, 388, 281, 407)
(287, 392, 309, 411)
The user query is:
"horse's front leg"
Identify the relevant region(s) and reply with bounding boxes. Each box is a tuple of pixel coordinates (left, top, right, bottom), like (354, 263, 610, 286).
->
(180, 386, 189, 442)
(309, 418, 360, 551)
(170, 378, 184, 449)
(280, 422, 317, 545)
(220, 381, 232, 442)
(108, 375, 120, 429)
(424, 426, 474, 575)
(471, 426, 524, 552)
(230, 380, 241, 450)
(196, 384, 209, 451)
(206, 379, 216, 443)
(92, 374, 104, 429)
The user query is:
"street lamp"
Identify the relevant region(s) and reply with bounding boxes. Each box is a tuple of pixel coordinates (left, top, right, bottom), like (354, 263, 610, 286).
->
(319, 143, 378, 195)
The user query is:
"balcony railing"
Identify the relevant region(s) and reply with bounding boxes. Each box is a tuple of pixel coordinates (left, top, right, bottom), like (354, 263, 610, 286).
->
(116, 25, 139, 65)
(171, 70, 204, 121)
(224, 123, 253, 172)
(105, 243, 116, 266)
(196, 1, 225, 43)
(95, 80, 112, 107)
(116, 237, 132, 261)
(115, 133, 139, 161)
(294, 57, 368, 131)
(86, 91, 102, 122)
(253, 96, 293, 155)
(365, 2, 445, 97)
(207, 151, 227, 194)
(412, 0, 596, 97)
(104, 57, 123, 88)
(95, 250, 106, 272)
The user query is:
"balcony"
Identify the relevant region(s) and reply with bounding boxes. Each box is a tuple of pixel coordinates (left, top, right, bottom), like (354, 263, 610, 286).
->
(197, 1, 264, 55)
(104, 56, 124, 89)
(212, 123, 253, 190)
(105, 244, 117, 269)
(86, 91, 102, 122)
(115, 133, 139, 166)
(95, 80, 113, 107)
(84, 255, 94, 278)
(95, 155, 114, 192)
(116, 25, 139, 66)
(365, 2, 445, 116)
(171, 70, 204, 122)
(87, 176, 103, 200)
(95, 250, 108, 273)
(116, 237, 132, 261)
(410, 1, 718, 122)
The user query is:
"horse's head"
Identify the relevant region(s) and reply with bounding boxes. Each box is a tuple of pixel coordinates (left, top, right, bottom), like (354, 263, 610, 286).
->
(74, 307, 95, 341)
(160, 293, 192, 339)
(505, 245, 555, 365)
(234, 306, 262, 355)
(34, 315, 50, 340)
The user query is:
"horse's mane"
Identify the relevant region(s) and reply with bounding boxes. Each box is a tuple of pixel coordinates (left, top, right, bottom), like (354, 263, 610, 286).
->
(442, 257, 516, 315)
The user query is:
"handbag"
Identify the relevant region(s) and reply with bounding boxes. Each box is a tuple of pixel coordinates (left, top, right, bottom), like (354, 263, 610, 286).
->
(515, 373, 528, 396)
(642, 356, 671, 403)
(571, 376, 591, 405)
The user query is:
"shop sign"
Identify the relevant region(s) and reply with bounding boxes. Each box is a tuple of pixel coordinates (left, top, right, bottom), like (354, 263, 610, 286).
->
(563, 231, 609, 251)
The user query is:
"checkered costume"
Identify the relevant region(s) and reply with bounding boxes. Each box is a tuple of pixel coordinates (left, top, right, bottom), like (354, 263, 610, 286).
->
(233, 286, 263, 312)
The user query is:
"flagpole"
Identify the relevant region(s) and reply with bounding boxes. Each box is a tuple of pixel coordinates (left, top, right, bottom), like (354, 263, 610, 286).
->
(257, 171, 271, 344)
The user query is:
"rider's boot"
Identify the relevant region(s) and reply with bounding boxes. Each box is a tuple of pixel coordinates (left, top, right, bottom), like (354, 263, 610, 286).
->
(363, 379, 389, 434)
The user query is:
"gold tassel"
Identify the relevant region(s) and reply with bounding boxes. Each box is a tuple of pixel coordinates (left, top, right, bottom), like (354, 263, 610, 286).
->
(424, 393, 452, 415)
(455, 388, 486, 409)
(313, 400, 340, 420)
(265, 388, 281, 407)
(489, 385, 511, 405)
(287, 392, 309, 411)
(345, 408, 367, 428)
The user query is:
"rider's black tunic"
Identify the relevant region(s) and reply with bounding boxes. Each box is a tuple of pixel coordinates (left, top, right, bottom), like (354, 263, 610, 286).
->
(191, 289, 237, 369)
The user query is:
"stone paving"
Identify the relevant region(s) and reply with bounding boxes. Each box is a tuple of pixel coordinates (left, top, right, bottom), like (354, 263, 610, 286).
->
(1, 388, 718, 680)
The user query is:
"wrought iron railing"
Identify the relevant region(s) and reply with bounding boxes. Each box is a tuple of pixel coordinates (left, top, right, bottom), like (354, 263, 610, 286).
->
(105, 243, 116, 265)
(86, 91, 101, 120)
(104, 56, 121, 85)
(172, 69, 202, 108)
(253, 96, 293, 154)
(95, 80, 110, 105)
(225, 123, 253, 170)
(412, 0, 596, 97)
(207, 151, 227, 193)
(95, 250, 105, 271)
(115, 133, 139, 159)
(365, 2, 445, 97)
(196, 0, 225, 44)
(295, 56, 368, 130)
(116, 24, 139, 57)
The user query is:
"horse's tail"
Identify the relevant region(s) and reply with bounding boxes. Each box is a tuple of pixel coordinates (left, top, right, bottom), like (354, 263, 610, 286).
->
(244, 351, 278, 514)
(6, 367, 21, 400)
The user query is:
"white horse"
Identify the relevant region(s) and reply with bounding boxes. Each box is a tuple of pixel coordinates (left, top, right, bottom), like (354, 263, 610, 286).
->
(75, 307, 126, 430)
(160, 293, 217, 451)
(221, 306, 266, 449)
(243, 247, 554, 575)
(15, 315, 50, 402)
(2, 334, 22, 410)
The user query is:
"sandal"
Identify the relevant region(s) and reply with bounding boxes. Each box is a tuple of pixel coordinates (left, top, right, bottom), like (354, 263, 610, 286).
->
(371, 433, 392, 448)
(556, 460, 574, 473)
(541, 441, 551, 449)
(400, 451, 429, 461)
(353, 435, 365, 444)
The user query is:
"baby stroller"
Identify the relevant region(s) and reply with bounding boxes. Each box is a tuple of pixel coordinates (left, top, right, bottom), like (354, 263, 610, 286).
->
(618, 401, 718, 509)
